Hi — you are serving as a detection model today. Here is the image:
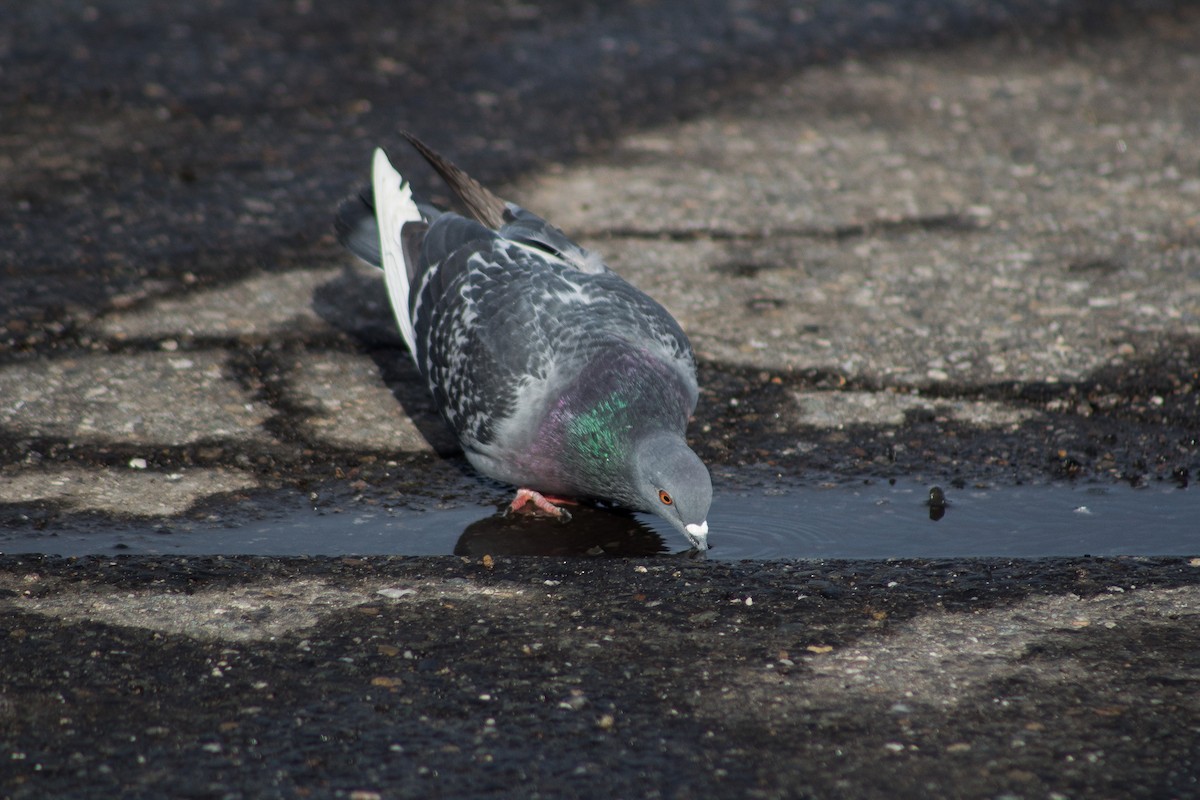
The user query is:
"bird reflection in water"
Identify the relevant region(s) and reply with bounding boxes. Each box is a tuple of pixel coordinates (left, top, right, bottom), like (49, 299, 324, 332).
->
(454, 504, 669, 557)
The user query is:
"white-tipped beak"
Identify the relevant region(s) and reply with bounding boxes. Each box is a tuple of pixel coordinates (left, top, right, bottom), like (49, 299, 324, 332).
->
(684, 520, 710, 550)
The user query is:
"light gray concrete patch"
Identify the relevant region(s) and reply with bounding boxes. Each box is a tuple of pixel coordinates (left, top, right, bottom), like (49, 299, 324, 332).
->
(722, 584, 1200, 713)
(589, 233, 1175, 382)
(0, 466, 259, 515)
(0, 351, 273, 445)
(283, 351, 452, 454)
(91, 266, 346, 341)
(793, 390, 1039, 429)
(6, 576, 531, 642)
(516, 28, 1200, 382)
(9, 577, 365, 642)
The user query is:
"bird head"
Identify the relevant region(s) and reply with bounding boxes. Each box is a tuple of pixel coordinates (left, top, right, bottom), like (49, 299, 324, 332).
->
(633, 433, 712, 550)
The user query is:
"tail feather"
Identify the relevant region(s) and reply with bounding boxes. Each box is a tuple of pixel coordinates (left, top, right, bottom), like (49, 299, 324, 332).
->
(371, 148, 422, 357)
(401, 131, 508, 230)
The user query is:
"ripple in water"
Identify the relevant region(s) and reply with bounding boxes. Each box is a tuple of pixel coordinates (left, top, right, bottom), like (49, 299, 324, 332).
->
(696, 490, 841, 560)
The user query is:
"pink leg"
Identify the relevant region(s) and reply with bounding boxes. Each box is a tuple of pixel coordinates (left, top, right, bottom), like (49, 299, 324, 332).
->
(508, 488, 575, 519)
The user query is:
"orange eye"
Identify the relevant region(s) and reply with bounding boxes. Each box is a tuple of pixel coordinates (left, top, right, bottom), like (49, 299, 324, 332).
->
(658, 490, 673, 506)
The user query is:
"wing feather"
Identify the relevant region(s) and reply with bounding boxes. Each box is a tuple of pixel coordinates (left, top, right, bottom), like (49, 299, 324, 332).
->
(371, 149, 423, 356)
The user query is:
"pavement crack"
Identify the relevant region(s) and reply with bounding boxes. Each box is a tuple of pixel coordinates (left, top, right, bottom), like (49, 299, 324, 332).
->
(581, 212, 979, 244)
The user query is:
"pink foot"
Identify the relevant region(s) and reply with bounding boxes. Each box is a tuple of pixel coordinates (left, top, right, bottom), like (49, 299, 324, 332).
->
(508, 488, 575, 520)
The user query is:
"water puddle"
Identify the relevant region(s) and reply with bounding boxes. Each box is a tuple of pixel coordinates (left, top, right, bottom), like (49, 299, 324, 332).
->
(2, 481, 1195, 559)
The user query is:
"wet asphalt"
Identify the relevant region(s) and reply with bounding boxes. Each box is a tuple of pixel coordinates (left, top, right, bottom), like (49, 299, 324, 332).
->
(3, 0, 1200, 797)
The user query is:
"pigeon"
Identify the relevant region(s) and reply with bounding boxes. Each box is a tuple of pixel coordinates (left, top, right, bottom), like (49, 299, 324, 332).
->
(334, 134, 712, 550)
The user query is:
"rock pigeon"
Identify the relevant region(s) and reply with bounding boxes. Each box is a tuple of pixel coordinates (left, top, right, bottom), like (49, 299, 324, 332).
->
(335, 134, 711, 550)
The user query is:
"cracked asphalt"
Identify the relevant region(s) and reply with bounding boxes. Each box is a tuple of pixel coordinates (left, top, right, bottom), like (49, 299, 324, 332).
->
(2, 0, 1199, 797)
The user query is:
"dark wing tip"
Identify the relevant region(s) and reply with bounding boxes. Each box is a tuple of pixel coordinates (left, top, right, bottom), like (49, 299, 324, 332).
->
(334, 184, 382, 268)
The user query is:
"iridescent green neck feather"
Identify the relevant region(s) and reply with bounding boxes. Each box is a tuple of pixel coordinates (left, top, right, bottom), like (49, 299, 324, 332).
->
(566, 390, 633, 466)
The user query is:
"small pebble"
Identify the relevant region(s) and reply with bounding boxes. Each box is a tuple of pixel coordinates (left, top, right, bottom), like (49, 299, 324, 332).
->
(559, 691, 587, 711)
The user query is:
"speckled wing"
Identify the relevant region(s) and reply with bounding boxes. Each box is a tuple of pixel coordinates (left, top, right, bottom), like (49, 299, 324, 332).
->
(406, 211, 697, 464)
